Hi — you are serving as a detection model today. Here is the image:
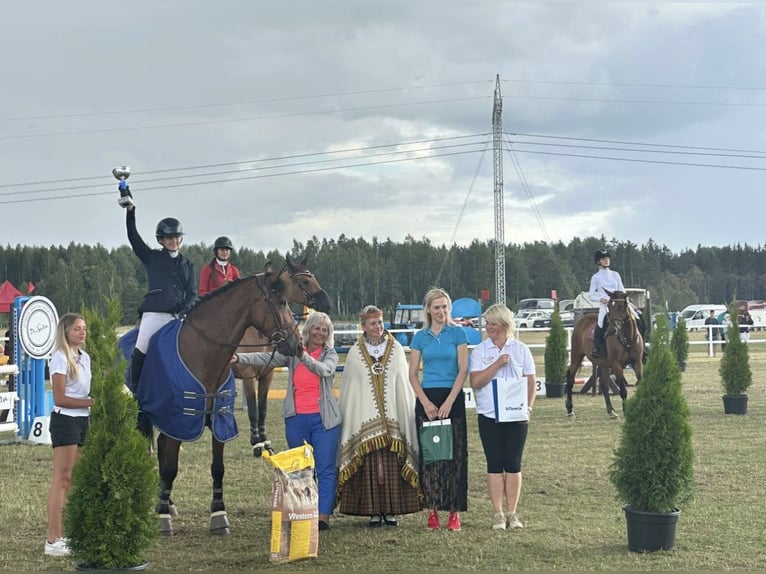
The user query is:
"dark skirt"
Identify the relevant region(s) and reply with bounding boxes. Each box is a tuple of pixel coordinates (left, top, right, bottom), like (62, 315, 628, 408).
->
(415, 387, 468, 512)
(338, 450, 423, 516)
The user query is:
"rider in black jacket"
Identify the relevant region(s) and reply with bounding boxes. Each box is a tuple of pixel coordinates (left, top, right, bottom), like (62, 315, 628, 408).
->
(126, 205, 197, 434)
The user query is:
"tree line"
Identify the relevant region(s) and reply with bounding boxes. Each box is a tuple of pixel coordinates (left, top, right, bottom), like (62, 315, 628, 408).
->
(1, 234, 765, 325)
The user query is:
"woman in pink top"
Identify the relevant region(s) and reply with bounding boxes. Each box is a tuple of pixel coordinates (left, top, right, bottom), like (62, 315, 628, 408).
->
(233, 312, 340, 530)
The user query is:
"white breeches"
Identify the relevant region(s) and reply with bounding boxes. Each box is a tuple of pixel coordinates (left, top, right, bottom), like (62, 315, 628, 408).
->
(135, 312, 175, 353)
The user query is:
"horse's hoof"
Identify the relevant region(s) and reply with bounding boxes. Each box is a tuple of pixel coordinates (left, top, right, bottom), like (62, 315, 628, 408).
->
(566, 413, 575, 419)
(253, 444, 264, 458)
(169, 504, 179, 518)
(159, 514, 174, 536)
(609, 410, 620, 419)
(210, 510, 231, 535)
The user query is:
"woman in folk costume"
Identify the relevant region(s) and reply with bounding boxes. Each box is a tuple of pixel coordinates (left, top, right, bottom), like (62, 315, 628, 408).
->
(336, 305, 422, 527)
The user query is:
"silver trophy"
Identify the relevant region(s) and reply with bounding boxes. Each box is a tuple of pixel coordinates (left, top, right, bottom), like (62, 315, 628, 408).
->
(113, 166, 134, 208)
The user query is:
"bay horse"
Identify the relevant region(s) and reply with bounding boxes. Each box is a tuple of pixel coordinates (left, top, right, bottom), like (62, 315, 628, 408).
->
(231, 256, 331, 456)
(565, 289, 644, 419)
(135, 265, 302, 536)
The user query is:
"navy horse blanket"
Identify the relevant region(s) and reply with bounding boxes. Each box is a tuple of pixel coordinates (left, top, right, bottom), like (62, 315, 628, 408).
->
(118, 321, 238, 443)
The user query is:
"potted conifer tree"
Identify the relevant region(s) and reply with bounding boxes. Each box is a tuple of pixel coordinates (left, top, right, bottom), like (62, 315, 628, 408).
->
(65, 298, 157, 570)
(670, 316, 689, 372)
(609, 314, 694, 552)
(719, 304, 752, 415)
(544, 307, 568, 398)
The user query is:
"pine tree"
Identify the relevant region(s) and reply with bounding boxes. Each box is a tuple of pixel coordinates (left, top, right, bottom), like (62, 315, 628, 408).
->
(719, 305, 752, 397)
(609, 313, 694, 513)
(544, 307, 568, 384)
(670, 316, 689, 367)
(64, 297, 157, 568)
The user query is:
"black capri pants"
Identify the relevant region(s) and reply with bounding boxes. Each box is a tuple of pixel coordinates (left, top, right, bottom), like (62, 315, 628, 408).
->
(477, 414, 528, 473)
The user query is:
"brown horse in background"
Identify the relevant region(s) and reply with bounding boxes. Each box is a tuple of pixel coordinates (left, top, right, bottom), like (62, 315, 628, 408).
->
(565, 289, 644, 419)
(231, 256, 331, 456)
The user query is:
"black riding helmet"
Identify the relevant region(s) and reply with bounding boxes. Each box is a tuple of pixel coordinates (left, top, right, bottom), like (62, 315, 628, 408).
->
(594, 248, 610, 264)
(213, 236, 234, 252)
(156, 217, 185, 240)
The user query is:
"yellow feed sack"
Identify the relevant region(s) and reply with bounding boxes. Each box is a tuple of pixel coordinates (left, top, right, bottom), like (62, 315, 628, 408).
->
(263, 442, 319, 564)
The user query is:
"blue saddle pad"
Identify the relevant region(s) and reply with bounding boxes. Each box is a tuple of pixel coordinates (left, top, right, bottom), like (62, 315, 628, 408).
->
(124, 321, 238, 443)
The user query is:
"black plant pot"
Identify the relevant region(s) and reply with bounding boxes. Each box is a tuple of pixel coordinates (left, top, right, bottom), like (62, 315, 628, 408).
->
(624, 506, 680, 552)
(722, 394, 748, 415)
(75, 562, 149, 572)
(545, 381, 566, 398)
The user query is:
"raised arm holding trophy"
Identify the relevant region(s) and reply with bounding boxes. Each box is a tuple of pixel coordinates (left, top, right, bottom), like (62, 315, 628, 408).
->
(113, 166, 134, 208)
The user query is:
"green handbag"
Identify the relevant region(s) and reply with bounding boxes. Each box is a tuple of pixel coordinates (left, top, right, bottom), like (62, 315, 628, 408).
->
(419, 418, 453, 464)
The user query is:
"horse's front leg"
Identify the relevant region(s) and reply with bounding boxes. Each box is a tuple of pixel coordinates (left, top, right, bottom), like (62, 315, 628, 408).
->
(254, 370, 274, 457)
(156, 433, 181, 535)
(599, 365, 619, 419)
(242, 376, 262, 453)
(610, 364, 629, 416)
(565, 361, 579, 418)
(210, 436, 230, 534)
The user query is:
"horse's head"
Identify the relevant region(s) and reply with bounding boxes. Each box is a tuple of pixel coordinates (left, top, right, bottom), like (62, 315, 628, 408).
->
(256, 265, 302, 356)
(272, 255, 332, 314)
(605, 289, 630, 321)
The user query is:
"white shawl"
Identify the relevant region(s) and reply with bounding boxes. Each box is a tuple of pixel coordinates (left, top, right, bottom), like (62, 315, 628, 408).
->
(337, 334, 419, 489)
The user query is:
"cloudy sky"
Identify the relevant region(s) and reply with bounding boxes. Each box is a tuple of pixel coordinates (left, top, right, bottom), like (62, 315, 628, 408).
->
(2, 1, 766, 256)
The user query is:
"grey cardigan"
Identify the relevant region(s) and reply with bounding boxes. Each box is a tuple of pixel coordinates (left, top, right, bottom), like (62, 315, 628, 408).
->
(235, 347, 341, 430)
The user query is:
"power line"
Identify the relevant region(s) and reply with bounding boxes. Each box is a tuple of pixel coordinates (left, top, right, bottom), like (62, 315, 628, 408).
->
(503, 93, 766, 108)
(507, 138, 766, 160)
(506, 131, 766, 155)
(0, 95, 491, 141)
(501, 78, 766, 91)
(0, 140, 490, 198)
(0, 80, 492, 123)
(0, 148, 486, 206)
(504, 137, 577, 299)
(502, 147, 766, 172)
(435, 137, 491, 286)
(0, 132, 490, 188)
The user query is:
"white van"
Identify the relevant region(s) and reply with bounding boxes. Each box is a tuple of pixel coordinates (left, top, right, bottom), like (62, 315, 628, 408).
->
(678, 304, 727, 331)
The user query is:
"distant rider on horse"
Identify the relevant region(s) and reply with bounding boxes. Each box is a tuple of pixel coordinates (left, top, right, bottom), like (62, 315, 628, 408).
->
(587, 248, 648, 359)
(588, 249, 626, 358)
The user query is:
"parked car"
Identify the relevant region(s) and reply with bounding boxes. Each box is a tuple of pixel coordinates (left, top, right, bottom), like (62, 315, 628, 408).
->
(518, 298, 556, 312)
(514, 310, 552, 329)
(333, 322, 359, 346)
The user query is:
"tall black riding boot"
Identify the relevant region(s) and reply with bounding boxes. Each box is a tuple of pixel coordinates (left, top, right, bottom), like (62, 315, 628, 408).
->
(130, 350, 153, 440)
(592, 325, 604, 358)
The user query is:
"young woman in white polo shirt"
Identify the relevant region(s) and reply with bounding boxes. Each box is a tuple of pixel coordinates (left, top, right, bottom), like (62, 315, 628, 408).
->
(45, 313, 93, 557)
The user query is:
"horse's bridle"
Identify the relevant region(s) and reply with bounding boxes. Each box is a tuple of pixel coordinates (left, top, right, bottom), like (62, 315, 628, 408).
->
(185, 273, 296, 351)
(607, 297, 636, 350)
(285, 264, 320, 311)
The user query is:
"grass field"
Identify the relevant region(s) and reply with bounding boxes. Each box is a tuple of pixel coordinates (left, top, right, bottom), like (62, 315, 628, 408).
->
(1, 330, 765, 571)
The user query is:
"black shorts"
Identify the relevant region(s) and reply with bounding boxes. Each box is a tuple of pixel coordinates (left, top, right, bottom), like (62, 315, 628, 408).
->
(49, 411, 89, 448)
(477, 414, 528, 473)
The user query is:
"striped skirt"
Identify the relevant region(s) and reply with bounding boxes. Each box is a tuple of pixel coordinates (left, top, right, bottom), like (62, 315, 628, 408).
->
(415, 387, 468, 512)
(337, 449, 422, 516)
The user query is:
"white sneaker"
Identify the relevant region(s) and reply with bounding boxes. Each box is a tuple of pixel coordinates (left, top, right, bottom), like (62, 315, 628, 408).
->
(492, 512, 507, 530)
(507, 512, 523, 529)
(44, 538, 70, 557)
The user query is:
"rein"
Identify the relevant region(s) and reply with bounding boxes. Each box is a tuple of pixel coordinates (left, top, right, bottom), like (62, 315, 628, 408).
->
(607, 297, 636, 350)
